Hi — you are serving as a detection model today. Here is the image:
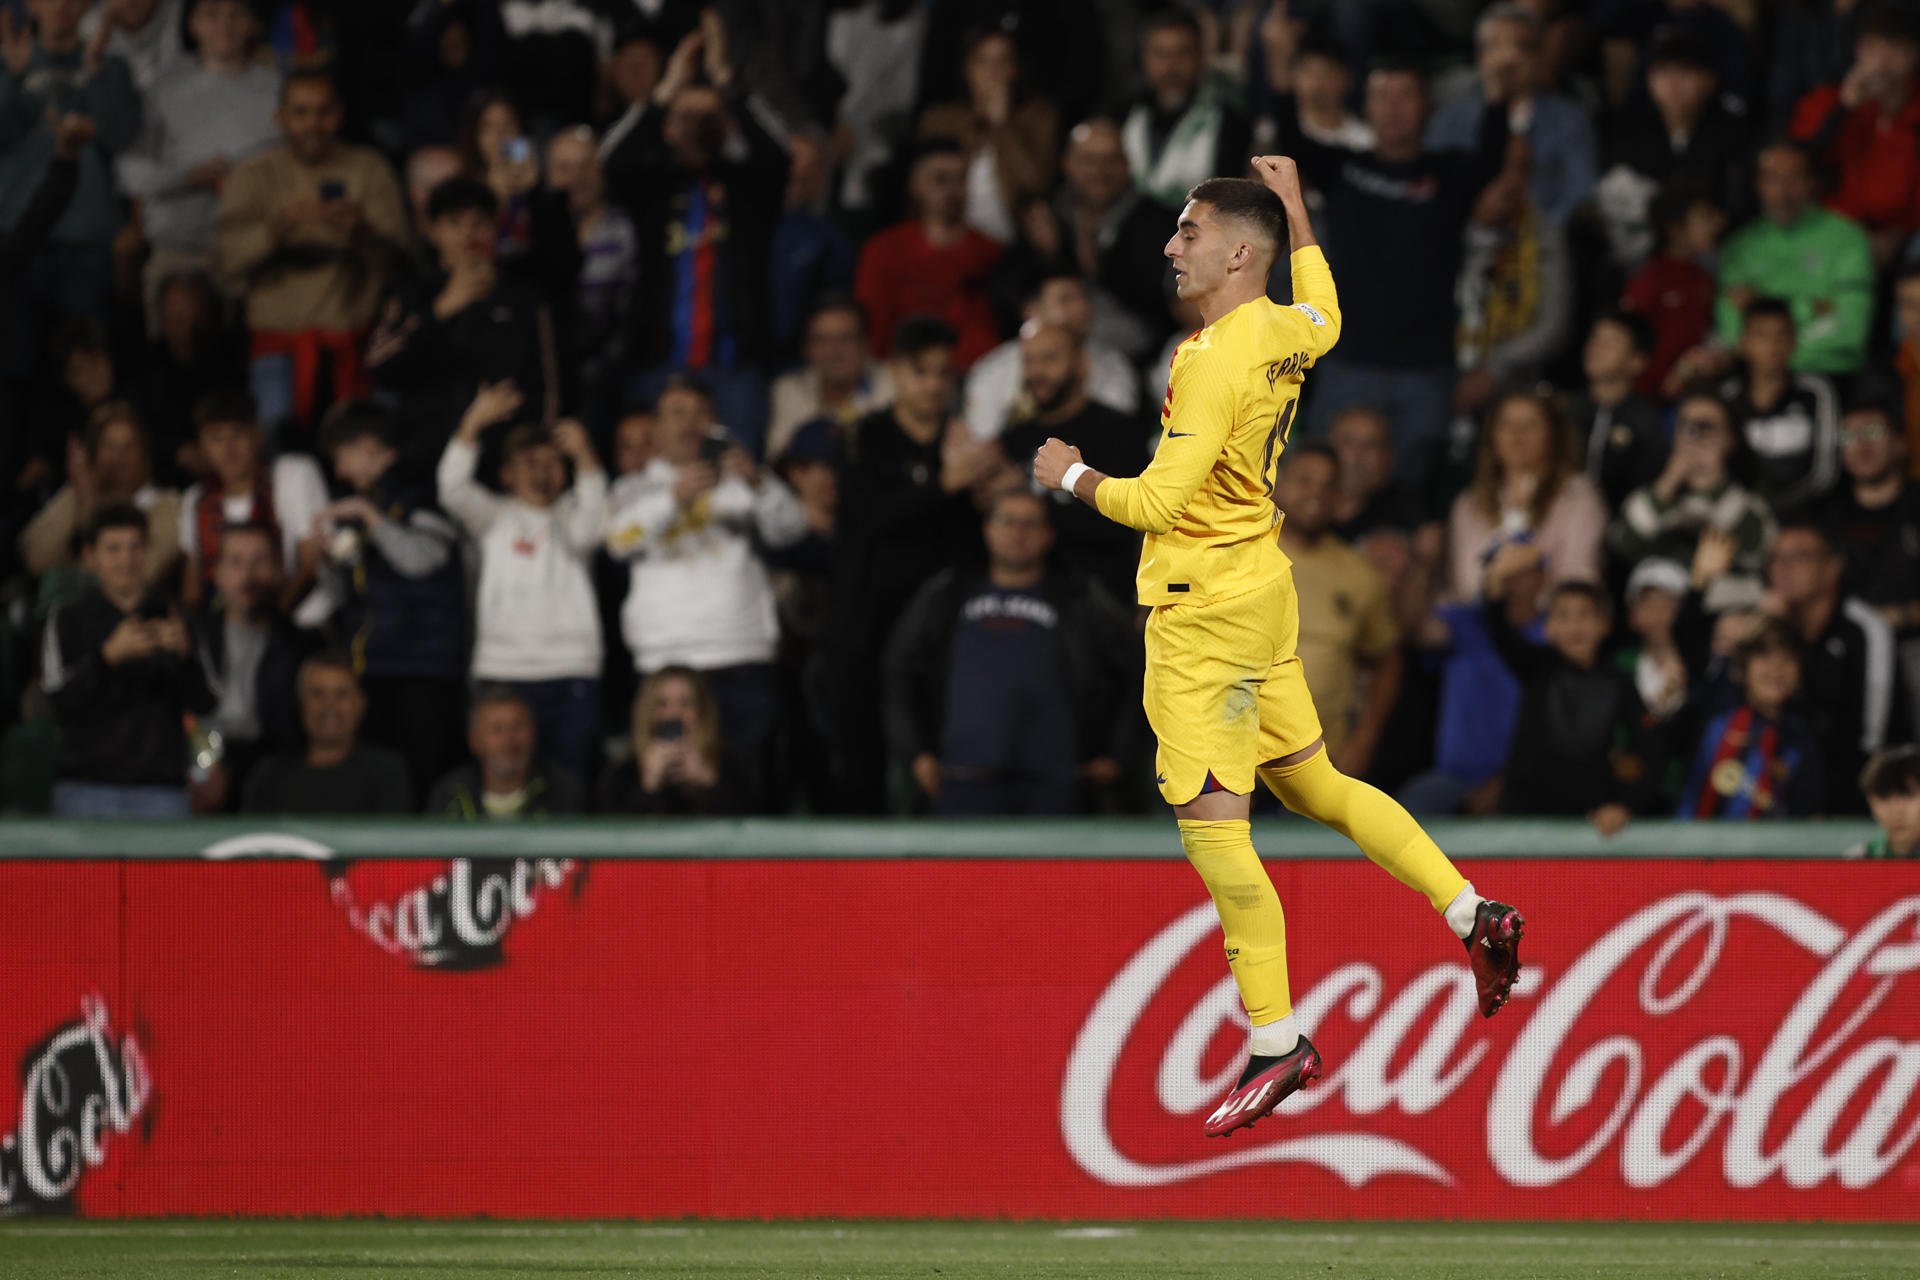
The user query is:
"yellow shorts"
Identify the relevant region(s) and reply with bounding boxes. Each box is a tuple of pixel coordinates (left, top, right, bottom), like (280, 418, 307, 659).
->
(1142, 571, 1323, 804)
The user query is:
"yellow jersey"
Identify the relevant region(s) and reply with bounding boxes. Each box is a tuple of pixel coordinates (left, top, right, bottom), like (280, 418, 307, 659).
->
(1095, 246, 1342, 606)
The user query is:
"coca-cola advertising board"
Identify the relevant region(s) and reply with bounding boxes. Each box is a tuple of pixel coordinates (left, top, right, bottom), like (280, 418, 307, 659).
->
(1, 852, 1916, 1220)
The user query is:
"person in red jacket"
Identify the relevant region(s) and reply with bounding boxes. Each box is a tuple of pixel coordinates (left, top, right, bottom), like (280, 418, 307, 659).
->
(1622, 182, 1725, 400)
(855, 140, 1003, 371)
(1790, 6, 1920, 266)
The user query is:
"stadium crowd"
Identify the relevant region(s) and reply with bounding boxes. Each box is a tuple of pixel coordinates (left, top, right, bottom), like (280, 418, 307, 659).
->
(5, 0, 1920, 831)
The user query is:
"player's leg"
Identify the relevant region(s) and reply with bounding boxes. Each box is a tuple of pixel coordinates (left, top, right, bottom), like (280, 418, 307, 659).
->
(1253, 572, 1525, 1017)
(1146, 588, 1321, 1136)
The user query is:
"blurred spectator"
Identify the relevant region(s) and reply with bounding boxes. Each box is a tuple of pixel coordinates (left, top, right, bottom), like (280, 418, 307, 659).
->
(454, 90, 581, 306)
(1011, 119, 1171, 359)
(437, 385, 607, 783)
(495, 0, 622, 134)
(134, 271, 246, 479)
(1483, 552, 1657, 834)
(41, 502, 213, 817)
(1817, 381, 1920, 734)
(1679, 617, 1825, 819)
(1898, 264, 1920, 466)
(1621, 184, 1724, 398)
(18, 316, 124, 498)
(856, 140, 1003, 372)
(1610, 392, 1773, 610)
(601, 28, 663, 132)
(545, 124, 635, 433)
(311, 400, 467, 803)
(1713, 141, 1874, 376)
(767, 297, 893, 463)
(601, 21, 789, 453)
(176, 389, 327, 611)
(1453, 139, 1574, 415)
(885, 490, 1133, 815)
(1251, 18, 1370, 153)
(768, 130, 857, 361)
(1569, 309, 1668, 512)
(402, 143, 461, 236)
(1444, 390, 1607, 604)
(1852, 742, 1920, 857)
(1598, 32, 1750, 269)
(241, 652, 412, 815)
(20, 402, 180, 586)
(426, 686, 585, 818)
(0, 0, 140, 378)
(1275, 445, 1401, 779)
(1119, 8, 1248, 210)
(604, 375, 807, 804)
(0, 111, 87, 281)
(116, 0, 279, 310)
(1428, 4, 1597, 227)
(821, 0, 929, 217)
(1622, 556, 1693, 726)
(195, 520, 316, 808)
(1597, 0, 1757, 116)
(994, 321, 1151, 606)
(1277, 60, 1510, 480)
(826, 315, 998, 808)
(965, 269, 1138, 441)
(1716, 297, 1839, 510)
(215, 69, 409, 442)
(82, 0, 186, 93)
(914, 0, 1105, 129)
(394, 0, 500, 157)
(365, 176, 559, 482)
(597, 666, 748, 816)
(1762, 520, 1896, 807)
(1789, 6, 1920, 266)
(917, 28, 1059, 245)
(1327, 406, 1426, 540)
(1770, 0, 1868, 136)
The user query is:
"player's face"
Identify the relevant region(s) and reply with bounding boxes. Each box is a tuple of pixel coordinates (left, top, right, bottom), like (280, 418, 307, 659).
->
(1329, 412, 1392, 494)
(891, 347, 957, 421)
(1738, 315, 1795, 374)
(1868, 787, 1920, 851)
(1840, 411, 1901, 483)
(1165, 202, 1232, 301)
(1276, 454, 1338, 537)
(299, 666, 366, 748)
(1020, 328, 1083, 413)
(984, 496, 1052, 571)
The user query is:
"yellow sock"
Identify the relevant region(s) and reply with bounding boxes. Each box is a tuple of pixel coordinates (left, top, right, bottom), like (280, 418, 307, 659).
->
(1259, 750, 1469, 912)
(1176, 819, 1292, 1026)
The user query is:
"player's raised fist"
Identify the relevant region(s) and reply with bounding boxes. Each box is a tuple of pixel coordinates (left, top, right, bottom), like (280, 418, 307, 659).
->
(1252, 155, 1304, 205)
(1033, 437, 1083, 492)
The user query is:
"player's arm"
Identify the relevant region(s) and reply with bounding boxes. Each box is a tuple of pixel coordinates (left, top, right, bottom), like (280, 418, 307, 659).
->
(1254, 155, 1341, 361)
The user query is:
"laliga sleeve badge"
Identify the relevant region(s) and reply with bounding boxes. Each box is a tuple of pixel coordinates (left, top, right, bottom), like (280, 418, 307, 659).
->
(1292, 303, 1327, 326)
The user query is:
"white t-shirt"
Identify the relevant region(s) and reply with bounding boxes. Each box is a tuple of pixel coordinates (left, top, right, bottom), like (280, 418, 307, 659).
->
(178, 455, 329, 574)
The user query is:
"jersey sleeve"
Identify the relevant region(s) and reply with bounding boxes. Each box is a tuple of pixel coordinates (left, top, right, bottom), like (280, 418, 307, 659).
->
(1285, 246, 1341, 365)
(1094, 344, 1237, 535)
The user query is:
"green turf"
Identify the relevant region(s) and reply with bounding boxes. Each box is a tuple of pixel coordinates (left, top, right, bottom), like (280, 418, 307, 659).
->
(1, 1220, 1917, 1280)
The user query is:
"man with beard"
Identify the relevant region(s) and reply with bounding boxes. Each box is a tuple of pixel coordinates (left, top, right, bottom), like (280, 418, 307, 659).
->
(997, 322, 1149, 606)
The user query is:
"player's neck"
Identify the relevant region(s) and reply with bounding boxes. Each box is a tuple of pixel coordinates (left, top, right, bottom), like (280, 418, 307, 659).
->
(1196, 280, 1267, 329)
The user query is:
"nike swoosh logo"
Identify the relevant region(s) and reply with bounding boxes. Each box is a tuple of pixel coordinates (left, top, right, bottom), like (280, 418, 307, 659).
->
(1167, 431, 1194, 439)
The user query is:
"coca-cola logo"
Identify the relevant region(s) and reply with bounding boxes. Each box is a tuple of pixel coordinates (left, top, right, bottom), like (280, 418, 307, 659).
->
(201, 834, 586, 970)
(1062, 892, 1920, 1193)
(0, 997, 151, 1215)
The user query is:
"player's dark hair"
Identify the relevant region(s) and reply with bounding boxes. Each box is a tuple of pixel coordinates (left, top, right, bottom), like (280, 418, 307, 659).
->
(86, 500, 149, 547)
(1548, 580, 1614, 623)
(1593, 307, 1656, 358)
(427, 175, 499, 222)
(1735, 616, 1802, 668)
(318, 398, 397, 456)
(1861, 743, 1920, 798)
(1741, 296, 1795, 329)
(1186, 177, 1285, 251)
(891, 314, 959, 361)
(1142, 6, 1202, 42)
(194, 388, 259, 432)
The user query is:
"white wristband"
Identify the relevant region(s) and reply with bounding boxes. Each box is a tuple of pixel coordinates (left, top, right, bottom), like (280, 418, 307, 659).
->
(1060, 461, 1091, 494)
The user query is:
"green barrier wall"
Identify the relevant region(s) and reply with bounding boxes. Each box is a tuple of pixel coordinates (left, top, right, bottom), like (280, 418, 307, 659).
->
(0, 816, 1881, 859)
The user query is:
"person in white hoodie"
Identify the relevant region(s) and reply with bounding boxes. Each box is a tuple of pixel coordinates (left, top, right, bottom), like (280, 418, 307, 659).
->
(438, 382, 607, 782)
(606, 375, 807, 803)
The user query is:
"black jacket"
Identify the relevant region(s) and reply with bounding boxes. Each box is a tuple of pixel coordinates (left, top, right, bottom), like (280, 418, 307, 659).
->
(197, 609, 322, 759)
(43, 587, 216, 787)
(883, 569, 1138, 766)
(1569, 391, 1669, 514)
(425, 761, 585, 818)
(0, 155, 76, 278)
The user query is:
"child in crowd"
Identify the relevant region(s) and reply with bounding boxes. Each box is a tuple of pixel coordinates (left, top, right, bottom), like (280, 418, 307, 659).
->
(176, 389, 327, 611)
(1679, 618, 1824, 819)
(1717, 298, 1839, 511)
(437, 382, 607, 781)
(1852, 744, 1920, 858)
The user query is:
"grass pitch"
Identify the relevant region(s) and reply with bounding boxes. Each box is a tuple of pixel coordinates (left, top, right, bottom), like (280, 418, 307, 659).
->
(2, 1219, 1917, 1279)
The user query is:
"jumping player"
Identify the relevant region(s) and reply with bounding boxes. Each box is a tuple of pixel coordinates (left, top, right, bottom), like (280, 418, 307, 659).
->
(1033, 157, 1525, 1138)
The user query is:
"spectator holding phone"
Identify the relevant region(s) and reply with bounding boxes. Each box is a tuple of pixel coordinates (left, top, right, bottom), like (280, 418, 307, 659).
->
(41, 502, 215, 817)
(597, 666, 747, 815)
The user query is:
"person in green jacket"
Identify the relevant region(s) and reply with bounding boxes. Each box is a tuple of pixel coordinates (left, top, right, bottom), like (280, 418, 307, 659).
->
(1714, 142, 1875, 376)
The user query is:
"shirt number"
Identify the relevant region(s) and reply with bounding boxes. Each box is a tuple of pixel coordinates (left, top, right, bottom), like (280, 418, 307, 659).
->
(1261, 399, 1297, 515)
